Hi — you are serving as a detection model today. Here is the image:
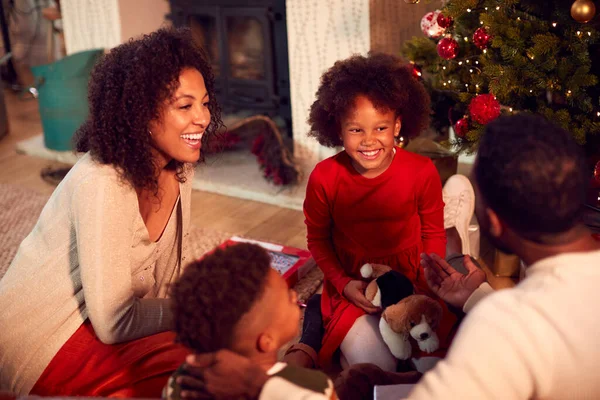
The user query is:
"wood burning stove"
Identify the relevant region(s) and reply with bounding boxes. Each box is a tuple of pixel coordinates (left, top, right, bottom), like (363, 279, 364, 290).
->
(167, 0, 291, 135)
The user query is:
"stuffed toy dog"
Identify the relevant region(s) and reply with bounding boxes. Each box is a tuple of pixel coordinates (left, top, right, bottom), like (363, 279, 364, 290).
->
(360, 263, 414, 309)
(379, 295, 442, 360)
(360, 263, 443, 360)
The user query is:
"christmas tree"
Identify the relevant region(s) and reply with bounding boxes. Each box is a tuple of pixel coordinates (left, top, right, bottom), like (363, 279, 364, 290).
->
(402, 0, 600, 157)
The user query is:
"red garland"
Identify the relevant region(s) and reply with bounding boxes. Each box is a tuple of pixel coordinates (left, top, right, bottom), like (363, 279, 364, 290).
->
(251, 134, 296, 186)
(251, 134, 265, 156)
(469, 94, 501, 125)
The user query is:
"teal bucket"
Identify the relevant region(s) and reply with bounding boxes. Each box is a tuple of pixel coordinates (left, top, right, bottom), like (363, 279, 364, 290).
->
(31, 49, 104, 151)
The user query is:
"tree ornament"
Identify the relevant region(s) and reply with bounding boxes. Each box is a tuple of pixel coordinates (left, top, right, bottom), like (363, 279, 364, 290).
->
(404, 0, 421, 3)
(421, 10, 446, 38)
(437, 37, 459, 60)
(473, 27, 492, 49)
(454, 117, 470, 138)
(469, 94, 501, 125)
(571, 0, 596, 23)
(411, 63, 423, 79)
(436, 13, 453, 29)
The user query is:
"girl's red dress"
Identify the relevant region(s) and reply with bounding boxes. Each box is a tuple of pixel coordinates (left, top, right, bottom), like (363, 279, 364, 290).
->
(303, 147, 458, 365)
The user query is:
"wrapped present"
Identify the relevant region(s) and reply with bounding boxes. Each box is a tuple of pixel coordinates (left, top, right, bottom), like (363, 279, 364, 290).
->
(218, 236, 315, 288)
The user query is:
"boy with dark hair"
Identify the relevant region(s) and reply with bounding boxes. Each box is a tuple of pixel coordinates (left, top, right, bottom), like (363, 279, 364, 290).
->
(165, 242, 337, 400)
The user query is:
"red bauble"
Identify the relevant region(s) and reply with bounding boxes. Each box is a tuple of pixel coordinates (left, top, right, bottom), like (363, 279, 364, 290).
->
(437, 37, 459, 59)
(421, 10, 446, 38)
(437, 13, 453, 29)
(469, 94, 501, 125)
(473, 27, 492, 49)
(454, 117, 470, 138)
(411, 64, 423, 79)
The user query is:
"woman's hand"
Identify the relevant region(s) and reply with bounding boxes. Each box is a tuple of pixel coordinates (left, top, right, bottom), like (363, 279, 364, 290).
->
(178, 351, 268, 399)
(343, 280, 381, 314)
(421, 253, 486, 309)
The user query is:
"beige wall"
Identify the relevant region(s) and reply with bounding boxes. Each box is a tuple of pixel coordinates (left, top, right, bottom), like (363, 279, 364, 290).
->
(286, 0, 371, 164)
(118, 0, 171, 42)
(370, 0, 441, 55)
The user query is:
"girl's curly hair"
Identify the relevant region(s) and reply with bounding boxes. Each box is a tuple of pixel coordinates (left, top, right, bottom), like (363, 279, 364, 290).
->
(308, 52, 430, 148)
(75, 27, 224, 193)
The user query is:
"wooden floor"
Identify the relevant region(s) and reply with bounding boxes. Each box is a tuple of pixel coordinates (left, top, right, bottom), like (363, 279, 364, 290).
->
(0, 89, 514, 289)
(0, 90, 308, 249)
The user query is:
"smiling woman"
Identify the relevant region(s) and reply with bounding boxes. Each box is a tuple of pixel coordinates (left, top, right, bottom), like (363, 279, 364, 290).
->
(149, 68, 212, 167)
(0, 27, 223, 397)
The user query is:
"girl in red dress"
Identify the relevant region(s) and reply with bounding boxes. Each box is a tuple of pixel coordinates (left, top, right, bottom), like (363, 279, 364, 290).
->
(302, 53, 457, 371)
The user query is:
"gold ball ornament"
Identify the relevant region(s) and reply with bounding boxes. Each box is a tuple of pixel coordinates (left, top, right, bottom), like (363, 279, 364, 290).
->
(571, 0, 596, 23)
(404, 0, 421, 3)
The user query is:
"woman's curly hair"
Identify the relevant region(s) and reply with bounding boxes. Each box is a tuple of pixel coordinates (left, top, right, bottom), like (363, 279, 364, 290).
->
(308, 52, 430, 148)
(171, 243, 271, 353)
(75, 27, 224, 193)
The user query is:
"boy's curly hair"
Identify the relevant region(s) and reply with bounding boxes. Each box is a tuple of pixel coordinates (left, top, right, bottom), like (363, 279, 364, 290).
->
(308, 52, 430, 147)
(74, 27, 224, 194)
(171, 243, 272, 353)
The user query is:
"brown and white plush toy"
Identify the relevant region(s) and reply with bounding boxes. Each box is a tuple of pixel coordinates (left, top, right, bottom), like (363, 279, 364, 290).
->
(360, 263, 415, 309)
(379, 295, 443, 360)
(360, 263, 443, 361)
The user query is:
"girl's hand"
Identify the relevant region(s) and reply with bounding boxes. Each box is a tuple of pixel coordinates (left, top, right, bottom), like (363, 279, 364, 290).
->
(343, 280, 381, 314)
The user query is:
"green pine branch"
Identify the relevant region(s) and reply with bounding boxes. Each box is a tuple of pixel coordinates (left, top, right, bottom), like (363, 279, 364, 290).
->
(400, 0, 600, 155)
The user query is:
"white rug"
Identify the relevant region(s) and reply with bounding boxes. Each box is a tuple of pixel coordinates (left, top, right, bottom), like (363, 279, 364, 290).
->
(16, 134, 308, 211)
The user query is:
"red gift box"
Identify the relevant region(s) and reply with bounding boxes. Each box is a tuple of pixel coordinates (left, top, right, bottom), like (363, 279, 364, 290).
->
(218, 236, 315, 288)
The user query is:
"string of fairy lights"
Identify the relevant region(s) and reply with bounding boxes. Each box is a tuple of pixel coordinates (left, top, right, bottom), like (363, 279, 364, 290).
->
(410, 2, 600, 122)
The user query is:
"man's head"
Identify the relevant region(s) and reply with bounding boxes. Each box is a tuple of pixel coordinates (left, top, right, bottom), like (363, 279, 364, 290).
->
(473, 114, 588, 253)
(171, 243, 301, 359)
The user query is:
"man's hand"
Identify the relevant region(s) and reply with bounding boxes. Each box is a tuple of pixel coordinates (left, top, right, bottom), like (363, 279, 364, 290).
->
(343, 280, 381, 314)
(421, 253, 486, 309)
(178, 351, 269, 399)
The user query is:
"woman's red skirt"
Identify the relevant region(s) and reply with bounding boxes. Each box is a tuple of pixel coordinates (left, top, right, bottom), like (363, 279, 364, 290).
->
(30, 320, 188, 397)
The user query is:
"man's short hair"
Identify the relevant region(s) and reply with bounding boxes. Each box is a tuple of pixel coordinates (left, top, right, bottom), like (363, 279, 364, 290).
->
(474, 114, 588, 241)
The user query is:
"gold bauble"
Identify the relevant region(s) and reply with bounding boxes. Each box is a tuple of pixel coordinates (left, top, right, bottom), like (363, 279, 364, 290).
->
(571, 0, 596, 23)
(403, 0, 421, 3)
